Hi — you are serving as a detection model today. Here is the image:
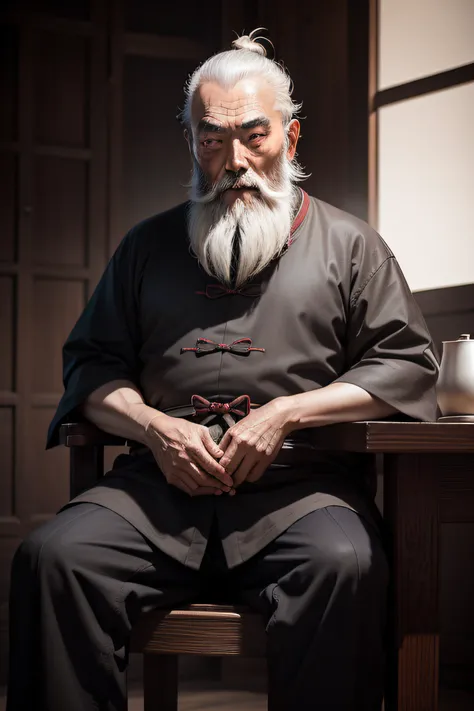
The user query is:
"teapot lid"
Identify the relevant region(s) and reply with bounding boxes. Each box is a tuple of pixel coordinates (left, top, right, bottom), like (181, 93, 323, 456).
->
(442, 333, 472, 343)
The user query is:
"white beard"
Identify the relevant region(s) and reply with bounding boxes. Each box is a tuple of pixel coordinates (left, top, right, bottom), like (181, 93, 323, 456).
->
(187, 150, 299, 287)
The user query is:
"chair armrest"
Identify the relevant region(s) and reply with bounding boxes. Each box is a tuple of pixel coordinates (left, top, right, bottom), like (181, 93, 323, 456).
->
(60, 422, 127, 447)
(60, 420, 474, 453)
(61, 422, 128, 499)
(59, 420, 376, 452)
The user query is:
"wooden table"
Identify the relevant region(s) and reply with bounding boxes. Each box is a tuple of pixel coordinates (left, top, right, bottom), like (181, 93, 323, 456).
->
(310, 421, 474, 711)
(61, 420, 474, 711)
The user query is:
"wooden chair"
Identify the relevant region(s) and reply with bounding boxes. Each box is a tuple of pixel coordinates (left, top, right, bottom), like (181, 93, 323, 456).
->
(60, 419, 474, 711)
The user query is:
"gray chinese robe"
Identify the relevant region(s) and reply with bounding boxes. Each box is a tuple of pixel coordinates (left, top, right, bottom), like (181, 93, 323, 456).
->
(47, 191, 439, 568)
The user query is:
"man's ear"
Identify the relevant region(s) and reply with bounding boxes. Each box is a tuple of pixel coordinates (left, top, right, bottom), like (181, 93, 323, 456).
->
(286, 119, 301, 160)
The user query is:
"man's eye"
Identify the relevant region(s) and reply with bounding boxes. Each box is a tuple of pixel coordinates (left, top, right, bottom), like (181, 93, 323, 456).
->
(202, 139, 220, 148)
(249, 133, 266, 142)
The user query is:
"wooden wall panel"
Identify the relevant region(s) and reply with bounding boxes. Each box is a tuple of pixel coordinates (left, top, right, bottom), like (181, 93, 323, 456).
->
(33, 0, 90, 21)
(0, 153, 17, 263)
(26, 407, 70, 519)
(124, 0, 222, 44)
(33, 156, 88, 266)
(414, 283, 474, 356)
(428, 313, 474, 354)
(34, 31, 90, 147)
(122, 56, 198, 234)
(31, 278, 86, 393)
(0, 0, 108, 684)
(0, 276, 15, 392)
(0, 24, 18, 141)
(255, 0, 351, 212)
(0, 18, 26, 684)
(0, 408, 14, 518)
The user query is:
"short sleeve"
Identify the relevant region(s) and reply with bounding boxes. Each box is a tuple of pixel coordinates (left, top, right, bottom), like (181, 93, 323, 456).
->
(335, 256, 439, 421)
(46, 229, 142, 448)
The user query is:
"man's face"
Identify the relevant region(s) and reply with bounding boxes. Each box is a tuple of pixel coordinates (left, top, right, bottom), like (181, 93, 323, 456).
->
(190, 78, 297, 208)
(186, 76, 302, 287)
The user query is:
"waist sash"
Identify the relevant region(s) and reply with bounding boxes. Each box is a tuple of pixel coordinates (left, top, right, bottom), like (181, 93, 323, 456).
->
(129, 395, 321, 465)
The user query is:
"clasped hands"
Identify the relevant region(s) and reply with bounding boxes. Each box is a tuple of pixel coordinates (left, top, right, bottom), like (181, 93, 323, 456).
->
(145, 398, 293, 497)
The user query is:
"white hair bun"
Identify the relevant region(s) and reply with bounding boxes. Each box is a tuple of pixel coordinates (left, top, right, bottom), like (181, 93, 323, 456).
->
(232, 28, 268, 56)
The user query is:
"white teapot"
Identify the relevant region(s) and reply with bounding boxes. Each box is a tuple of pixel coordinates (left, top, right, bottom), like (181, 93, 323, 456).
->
(437, 334, 474, 419)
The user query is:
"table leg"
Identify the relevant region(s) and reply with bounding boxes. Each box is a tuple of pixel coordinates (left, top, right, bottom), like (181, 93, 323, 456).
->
(383, 454, 439, 711)
(143, 653, 178, 711)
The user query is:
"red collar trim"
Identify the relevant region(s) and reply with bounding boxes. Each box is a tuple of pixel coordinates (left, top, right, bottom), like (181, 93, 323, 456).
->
(289, 189, 310, 240)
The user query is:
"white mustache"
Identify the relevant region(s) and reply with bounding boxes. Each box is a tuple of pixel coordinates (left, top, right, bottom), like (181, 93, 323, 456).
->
(192, 167, 293, 205)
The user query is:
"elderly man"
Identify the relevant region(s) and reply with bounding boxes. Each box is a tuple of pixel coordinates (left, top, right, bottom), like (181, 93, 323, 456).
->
(8, 31, 438, 711)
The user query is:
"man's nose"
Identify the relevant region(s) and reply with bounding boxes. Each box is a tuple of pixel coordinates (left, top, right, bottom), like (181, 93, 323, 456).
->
(225, 139, 249, 173)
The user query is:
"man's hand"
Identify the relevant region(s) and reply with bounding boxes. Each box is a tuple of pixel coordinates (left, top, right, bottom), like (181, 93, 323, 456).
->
(218, 398, 293, 488)
(145, 415, 235, 497)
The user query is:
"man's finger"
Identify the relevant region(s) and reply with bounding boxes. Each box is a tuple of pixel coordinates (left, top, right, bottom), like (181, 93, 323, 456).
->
(218, 429, 233, 452)
(219, 434, 249, 474)
(201, 429, 224, 459)
(219, 437, 241, 470)
(192, 486, 237, 497)
(192, 486, 223, 496)
(187, 461, 232, 491)
(192, 444, 234, 486)
(233, 454, 260, 487)
(247, 452, 277, 483)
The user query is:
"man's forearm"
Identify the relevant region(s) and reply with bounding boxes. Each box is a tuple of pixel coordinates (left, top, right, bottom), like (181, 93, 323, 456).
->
(283, 382, 397, 431)
(82, 380, 397, 444)
(81, 379, 167, 445)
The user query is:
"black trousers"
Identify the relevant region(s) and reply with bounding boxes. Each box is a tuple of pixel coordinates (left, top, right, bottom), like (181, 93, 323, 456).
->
(7, 503, 388, 711)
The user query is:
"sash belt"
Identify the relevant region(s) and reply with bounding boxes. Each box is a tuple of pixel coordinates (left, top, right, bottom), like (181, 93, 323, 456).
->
(129, 397, 320, 466)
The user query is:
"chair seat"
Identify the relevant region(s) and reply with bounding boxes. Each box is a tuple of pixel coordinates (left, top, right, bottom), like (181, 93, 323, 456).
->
(130, 604, 267, 657)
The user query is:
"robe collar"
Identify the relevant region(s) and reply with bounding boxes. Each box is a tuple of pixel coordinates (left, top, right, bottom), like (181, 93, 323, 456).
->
(289, 188, 310, 244)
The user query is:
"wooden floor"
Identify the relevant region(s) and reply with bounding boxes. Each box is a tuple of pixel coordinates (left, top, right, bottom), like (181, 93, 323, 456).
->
(2, 683, 474, 709)
(131, 684, 474, 710)
(130, 682, 266, 710)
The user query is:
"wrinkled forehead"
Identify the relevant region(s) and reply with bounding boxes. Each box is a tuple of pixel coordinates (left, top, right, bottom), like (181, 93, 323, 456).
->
(190, 78, 281, 130)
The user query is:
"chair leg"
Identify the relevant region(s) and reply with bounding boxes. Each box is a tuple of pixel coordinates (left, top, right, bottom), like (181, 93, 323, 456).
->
(143, 653, 178, 711)
(267, 669, 276, 711)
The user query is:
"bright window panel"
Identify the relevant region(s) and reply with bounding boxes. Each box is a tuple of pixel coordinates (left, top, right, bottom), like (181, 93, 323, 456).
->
(378, 83, 474, 291)
(379, 0, 474, 90)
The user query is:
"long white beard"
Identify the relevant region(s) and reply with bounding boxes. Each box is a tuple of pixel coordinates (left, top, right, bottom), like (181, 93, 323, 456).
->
(187, 150, 299, 287)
